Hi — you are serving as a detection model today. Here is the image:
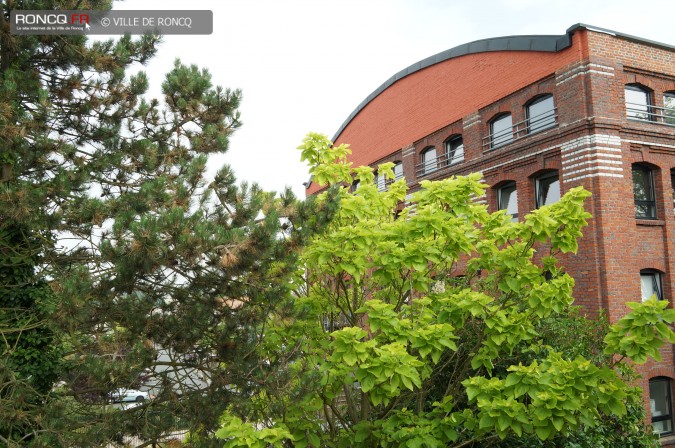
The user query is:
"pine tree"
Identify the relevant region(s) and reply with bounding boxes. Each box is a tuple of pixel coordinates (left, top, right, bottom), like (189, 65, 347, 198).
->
(0, 1, 336, 445)
(0, 224, 62, 446)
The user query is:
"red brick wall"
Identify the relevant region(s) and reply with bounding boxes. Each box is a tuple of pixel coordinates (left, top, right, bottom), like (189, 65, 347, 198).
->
(586, 32, 675, 77)
(335, 44, 582, 162)
(306, 30, 587, 195)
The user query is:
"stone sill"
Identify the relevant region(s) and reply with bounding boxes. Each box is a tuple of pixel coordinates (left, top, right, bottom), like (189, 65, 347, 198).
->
(659, 434, 675, 447)
(636, 219, 665, 226)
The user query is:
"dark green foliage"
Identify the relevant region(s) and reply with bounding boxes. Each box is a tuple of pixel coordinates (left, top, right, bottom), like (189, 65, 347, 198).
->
(0, 225, 62, 445)
(0, 1, 336, 446)
(0, 226, 60, 392)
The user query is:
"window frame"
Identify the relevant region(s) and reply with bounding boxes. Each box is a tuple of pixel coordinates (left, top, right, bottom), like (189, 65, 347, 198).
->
(625, 84, 654, 122)
(375, 170, 386, 192)
(489, 113, 514, 149)
(640, 269, 664, 302)
(420, 147, 437, 175)
(445, 136, 464, 166)
(526, 94, 556, 134)
(632, 164, 657, 220)
(393, 161, 403, 181)
(534, 171, 560, 209)
(650, 377, 673, 435)
(497, 181, 518, 222)
(664, 92, 675, 125)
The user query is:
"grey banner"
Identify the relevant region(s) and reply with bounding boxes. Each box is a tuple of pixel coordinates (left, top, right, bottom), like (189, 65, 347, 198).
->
(11, 10, 213, 35)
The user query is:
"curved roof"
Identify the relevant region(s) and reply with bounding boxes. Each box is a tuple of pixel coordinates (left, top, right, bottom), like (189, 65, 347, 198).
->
(306, 24, 675, 193)
(331, 23, 674, 143)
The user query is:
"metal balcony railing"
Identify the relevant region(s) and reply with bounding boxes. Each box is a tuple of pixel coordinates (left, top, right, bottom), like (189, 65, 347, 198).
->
(384, 171, 404, 188)
(377, 171, 404, 191)
(481, 109, 558, 151)
(626, 102, 675, 126)
(414, 150, 464, 178)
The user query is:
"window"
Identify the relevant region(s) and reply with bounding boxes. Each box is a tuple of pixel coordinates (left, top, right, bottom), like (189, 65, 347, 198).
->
(664, 92, 675, 125)
(535, 172, 560, 208)
(376, 163, 403, 190)
(376, 171, 386, 192)
(421, 147, 437, 175)
(526, 95, 556, 134)
(633, 165, 657, 219)
(381, 162, 404, 189)
(497, 182, 518, 221)
(393, 162, 403, 181)
(352, 179, 361, 192)
(650, 377, 673, 435)
(625, 84, 653, 121)
(640, 269, 663, 301)
(490, 114, 513, 149)
(445, 136, 464, 165)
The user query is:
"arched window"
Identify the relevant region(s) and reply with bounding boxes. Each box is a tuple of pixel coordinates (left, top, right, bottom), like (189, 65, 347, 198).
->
(650, 377, 673, 435)
(445, 136, 464, 166)
(534, 171, 560, 208)
(632, 164, 657, 219)
(490, 114, 513, 149)
(420, 147, 437, 175)
(526, 95, 556, 134)
(625, 84, 653, 121)
(664, 91, 675, 125)
(497, 181, 518, 221)
(375, 170, 386, 192)
(393, 161, 403, 181)
(375, 163, 404, 191)
(380, 162, 405, 190)
(640, 269, 663, 301)
(351, 179, 361, 192)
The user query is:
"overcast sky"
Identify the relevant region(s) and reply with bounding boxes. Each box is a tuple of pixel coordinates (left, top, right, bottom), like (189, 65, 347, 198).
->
(118, 0, 675, 197)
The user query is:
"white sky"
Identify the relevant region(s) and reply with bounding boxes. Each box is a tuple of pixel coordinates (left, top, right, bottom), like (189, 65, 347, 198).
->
(117, 0, 675, 197)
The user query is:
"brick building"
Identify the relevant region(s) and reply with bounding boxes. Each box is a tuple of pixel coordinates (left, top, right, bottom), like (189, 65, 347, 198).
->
(306, 24, 675, 443)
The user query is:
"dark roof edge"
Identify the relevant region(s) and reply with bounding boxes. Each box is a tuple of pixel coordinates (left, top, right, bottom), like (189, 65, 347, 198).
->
(330, 32, 571, 142)
(331, 24, 675, 143)
(567, 23, 675, 53)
